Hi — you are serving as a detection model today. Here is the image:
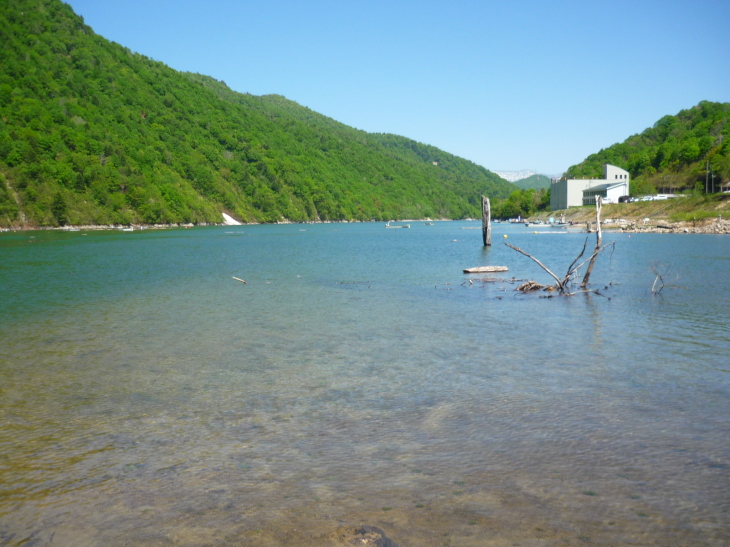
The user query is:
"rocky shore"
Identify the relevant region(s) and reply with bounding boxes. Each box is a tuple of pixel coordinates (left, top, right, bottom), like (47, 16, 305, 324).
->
(604, 217, 729, 234)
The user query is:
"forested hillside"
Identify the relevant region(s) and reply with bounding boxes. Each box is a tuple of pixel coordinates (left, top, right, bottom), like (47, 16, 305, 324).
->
(565, 101, 730, 196)
(513, 174, 550, 190)
(0, 0, 515, 227)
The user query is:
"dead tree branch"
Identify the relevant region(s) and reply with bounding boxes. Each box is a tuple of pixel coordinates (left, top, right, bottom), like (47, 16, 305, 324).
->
(504, 242, 566, 292)
(562, 236, 589, 285)
(570, 242, 616, 277)
(504, 200, 616, 297)
(650, 261, 670, 295)
(581, 196, 602, 288)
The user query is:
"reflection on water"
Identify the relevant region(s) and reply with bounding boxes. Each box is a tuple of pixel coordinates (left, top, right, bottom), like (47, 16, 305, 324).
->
(1, 224, 729, 545)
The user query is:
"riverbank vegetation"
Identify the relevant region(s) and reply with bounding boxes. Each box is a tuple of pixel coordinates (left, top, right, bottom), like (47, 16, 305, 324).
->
(0, 0, 515, 228)
(492, 188, 551, 219)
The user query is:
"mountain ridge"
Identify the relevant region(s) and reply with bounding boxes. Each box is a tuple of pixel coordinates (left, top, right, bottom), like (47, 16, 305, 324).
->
(0, 0, 516, 227)
(512, 174, 551, 191)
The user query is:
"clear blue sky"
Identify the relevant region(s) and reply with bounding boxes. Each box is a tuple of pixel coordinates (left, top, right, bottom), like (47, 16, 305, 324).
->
(65, 0, 729, 175)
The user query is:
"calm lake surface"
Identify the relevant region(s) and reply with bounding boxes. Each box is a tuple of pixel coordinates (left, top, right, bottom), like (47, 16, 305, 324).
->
(1, 222, 728, 546)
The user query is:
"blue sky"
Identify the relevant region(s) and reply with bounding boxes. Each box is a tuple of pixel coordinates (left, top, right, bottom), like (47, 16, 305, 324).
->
(65, 0, 729, 175)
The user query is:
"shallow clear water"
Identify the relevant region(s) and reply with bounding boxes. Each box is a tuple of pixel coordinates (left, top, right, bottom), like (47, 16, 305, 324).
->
(1, 222, 728, 546)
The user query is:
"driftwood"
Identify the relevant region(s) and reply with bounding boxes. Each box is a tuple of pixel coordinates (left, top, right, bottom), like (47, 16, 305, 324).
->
(504, 242, 567, 291)
(482, 196, 492, 246)
(232, 276, 247, 284)
(515, 281, 556, 292)
(505, 237, 616, 296)
(504, 196, 615, 296)
(463, 266, 508, 273)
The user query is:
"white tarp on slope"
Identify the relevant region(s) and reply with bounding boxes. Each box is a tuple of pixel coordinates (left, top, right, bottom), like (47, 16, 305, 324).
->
(222, 212, 242, 226)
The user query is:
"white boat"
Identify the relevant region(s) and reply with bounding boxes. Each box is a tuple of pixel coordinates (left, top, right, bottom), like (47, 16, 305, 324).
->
(385, 222, 410, 229)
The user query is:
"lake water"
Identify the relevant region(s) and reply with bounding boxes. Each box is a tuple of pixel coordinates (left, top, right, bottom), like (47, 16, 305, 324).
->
(1, 222, 728, 546)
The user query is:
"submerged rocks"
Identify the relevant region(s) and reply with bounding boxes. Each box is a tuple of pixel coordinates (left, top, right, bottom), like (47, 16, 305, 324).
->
(334, 525, 398, 547)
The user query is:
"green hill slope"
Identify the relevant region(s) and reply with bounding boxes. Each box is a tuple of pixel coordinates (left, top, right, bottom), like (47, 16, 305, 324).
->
(565, 101, 730, 196)
(0, 0, 515, 227)
(513, 174, 551, 190)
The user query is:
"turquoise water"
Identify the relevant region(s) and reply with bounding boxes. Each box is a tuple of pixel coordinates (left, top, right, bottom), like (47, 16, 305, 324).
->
(1, 222, 728, 545)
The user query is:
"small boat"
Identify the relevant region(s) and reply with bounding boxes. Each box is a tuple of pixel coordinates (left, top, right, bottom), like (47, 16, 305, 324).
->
(424, 222, 434, 225)
(385, 222, 410, 229)
(121, 227, 134, 232)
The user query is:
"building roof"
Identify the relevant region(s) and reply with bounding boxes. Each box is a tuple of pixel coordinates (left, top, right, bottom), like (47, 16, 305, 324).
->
(582, 182, 627, 192)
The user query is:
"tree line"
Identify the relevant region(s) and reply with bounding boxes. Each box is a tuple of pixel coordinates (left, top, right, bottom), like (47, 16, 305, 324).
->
(492, 188, 550, 219)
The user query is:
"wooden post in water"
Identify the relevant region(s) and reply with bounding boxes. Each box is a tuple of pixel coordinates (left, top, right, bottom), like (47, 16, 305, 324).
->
(481, 196, 492, 246)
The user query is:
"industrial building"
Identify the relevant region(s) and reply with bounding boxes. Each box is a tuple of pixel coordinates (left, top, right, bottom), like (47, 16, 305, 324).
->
(550, 164, 629, 210)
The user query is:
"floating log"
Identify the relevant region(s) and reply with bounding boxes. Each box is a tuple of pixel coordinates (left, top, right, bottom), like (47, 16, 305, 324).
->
(463, 266, 508, 273)
(232, 276, 247, 284)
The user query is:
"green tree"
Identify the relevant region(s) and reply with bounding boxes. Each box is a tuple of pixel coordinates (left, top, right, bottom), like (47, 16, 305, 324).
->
(51, 191, 68, 225)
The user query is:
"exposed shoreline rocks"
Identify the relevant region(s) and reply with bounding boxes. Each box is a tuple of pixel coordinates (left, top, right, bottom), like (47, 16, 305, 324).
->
(608, 218, 729, 234)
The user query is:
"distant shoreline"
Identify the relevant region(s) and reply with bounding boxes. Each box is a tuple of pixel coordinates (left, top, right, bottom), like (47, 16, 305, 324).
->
(523, 217, 729, 235)
(0, 222, 220, 232)
(2, 217, 729, 234)
(0, 218, 443, 232)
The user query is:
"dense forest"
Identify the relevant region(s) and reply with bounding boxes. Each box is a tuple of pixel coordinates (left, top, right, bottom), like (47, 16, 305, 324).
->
(565, 101, 730, 196)
(492, 188, 550, 219)
(488, 174, 551, 219)
(0, 0, 516, 227)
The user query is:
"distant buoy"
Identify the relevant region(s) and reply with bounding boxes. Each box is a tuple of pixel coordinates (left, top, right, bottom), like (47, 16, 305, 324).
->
(503, 234, 508, 238)
(534, 231, 538, 234)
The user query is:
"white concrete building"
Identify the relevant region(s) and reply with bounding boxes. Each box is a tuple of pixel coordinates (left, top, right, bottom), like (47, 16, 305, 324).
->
(581, 182, 628, 206)
(550, 164, 629, 210)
